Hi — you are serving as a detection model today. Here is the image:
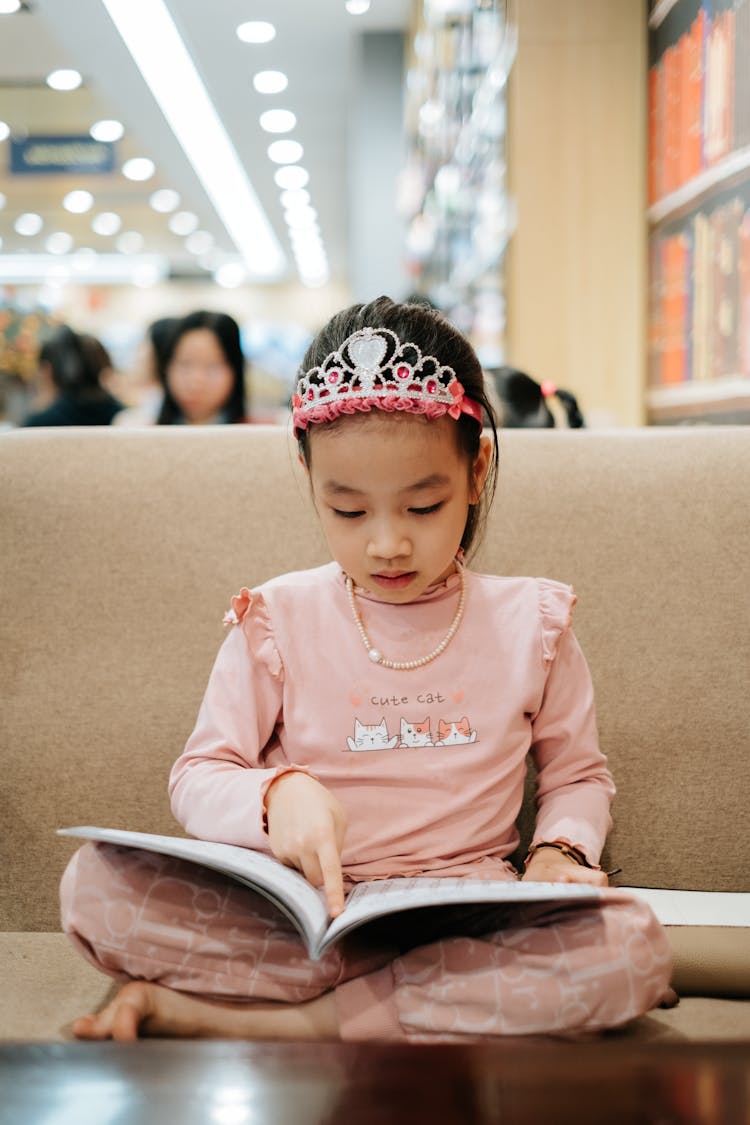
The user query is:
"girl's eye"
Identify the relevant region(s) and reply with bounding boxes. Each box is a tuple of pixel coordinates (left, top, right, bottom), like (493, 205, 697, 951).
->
(410, 502, 443, 516)
(332, 509, 365, 519)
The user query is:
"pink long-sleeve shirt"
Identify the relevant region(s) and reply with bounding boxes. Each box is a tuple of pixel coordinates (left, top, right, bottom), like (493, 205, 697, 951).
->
(169, 563, 614, 881)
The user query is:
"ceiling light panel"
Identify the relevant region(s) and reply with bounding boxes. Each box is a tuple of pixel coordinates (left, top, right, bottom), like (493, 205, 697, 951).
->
(100, 0, 285, 278)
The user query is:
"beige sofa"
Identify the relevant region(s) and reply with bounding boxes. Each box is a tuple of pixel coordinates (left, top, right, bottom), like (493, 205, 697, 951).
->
(1, 425, 748, 1042)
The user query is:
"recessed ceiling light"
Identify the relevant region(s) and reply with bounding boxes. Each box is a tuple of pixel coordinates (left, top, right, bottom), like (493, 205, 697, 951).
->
(89, 118, 123, 141)
(63, 189, 94, 214)
(0, 121, 9, 142)
(184, 230, 214, 255)
(0, 0, 22, 13)
(280, 188, 310, 209)
(15, 212, 43, 236)
(290, 229, 324, 252)
(274, 165, 309, 190)
(46, 69, 83, 91)
(345, 0, 370, 13)
(259, 109, 296, 134)
(91, 211, 122, 236)
(253, 70, 288, 94)
(236, 21, 275, 43)
(122, 156, 155, 181)
(149, 188, 180, 212)
(90, 119, 124, 142)
(268, 140, 303, 165)
(45, 232, 74, 254)
(168, 210, 199, 236)
(214, 261, 246, 288)
(116, 230, 144, 253)
(285, 205, 318, 229)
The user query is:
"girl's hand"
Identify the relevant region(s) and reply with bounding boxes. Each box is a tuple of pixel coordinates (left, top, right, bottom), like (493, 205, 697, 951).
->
(521, 850, 609, 887)
(265, 772, 348, 917)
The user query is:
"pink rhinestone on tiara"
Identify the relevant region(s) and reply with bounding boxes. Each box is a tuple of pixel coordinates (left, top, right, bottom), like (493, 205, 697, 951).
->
(292, 326, 483, 436)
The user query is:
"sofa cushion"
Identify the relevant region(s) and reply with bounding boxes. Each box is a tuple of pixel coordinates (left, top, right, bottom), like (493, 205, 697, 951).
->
(2, 427, 748, 936)
(666, 927, 750, 997)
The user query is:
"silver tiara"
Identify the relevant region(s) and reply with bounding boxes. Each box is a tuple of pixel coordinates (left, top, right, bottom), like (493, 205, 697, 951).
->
(292, 326, 463, 418)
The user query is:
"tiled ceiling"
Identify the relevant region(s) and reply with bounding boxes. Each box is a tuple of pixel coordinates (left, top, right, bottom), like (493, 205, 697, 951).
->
(0, 0, 411, 285)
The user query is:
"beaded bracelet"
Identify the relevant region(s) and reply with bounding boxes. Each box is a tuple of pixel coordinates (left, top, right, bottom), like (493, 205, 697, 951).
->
(524, 841, 593, 869)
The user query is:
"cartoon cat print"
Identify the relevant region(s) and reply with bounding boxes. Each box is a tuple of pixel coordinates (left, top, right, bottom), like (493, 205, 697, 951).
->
(434, 717, 477, 746)
(399, 717, 433, 748)
(347, 717, 399, 752)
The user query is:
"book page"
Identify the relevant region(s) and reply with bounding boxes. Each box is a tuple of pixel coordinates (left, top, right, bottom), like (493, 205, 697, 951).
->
(58, 826, 329, 951)
(623, 887, 750, 927)
(317, 876, 603, 958)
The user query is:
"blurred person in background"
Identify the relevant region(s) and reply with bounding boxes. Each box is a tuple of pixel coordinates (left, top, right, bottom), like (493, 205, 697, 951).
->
(22, 325, 123, 427)
(114, 316, 178, 428)
(488, 366, 586, 429)
(157, 310, 248, 425)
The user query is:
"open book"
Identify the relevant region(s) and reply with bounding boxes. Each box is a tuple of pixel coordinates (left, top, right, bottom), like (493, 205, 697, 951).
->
(58, 826, 605, 961)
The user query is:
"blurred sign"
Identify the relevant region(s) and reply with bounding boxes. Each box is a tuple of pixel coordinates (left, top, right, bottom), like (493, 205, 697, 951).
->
(10, 135, 115, 175)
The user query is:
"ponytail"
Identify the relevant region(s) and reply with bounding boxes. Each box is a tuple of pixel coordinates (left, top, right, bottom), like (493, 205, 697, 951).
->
(489, 367, 585, 429)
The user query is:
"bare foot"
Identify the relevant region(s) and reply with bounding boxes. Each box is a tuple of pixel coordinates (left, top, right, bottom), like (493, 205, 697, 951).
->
(71, 981, 340, 1042)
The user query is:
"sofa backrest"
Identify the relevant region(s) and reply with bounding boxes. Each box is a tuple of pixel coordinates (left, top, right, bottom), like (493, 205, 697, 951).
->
(1, 426, 748, 931)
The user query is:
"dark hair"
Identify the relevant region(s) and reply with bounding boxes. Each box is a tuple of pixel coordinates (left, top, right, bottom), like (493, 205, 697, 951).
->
(157, 310, 247, 424)
(297, 295, 499, 556)
(147, 317, 180, 384)
(39, 325, 103, 397)
(490, 366, 585, 429)
(79, 334, 113, 378)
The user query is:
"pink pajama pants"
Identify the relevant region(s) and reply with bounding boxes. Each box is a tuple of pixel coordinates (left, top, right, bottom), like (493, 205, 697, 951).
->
(60, 842, 672, 1042)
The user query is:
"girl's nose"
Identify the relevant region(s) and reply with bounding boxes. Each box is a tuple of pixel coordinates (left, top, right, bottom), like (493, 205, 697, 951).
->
(367, 522, 410, 561)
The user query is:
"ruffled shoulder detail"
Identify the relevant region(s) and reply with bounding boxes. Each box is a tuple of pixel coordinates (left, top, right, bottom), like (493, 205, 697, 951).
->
(538, 578, 577, 664)
(223, 586, 253, 627)
(224, 587, 283, 681)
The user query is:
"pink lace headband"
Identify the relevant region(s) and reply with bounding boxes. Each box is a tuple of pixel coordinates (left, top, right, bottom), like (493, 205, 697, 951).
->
(292, 326, 483, 437)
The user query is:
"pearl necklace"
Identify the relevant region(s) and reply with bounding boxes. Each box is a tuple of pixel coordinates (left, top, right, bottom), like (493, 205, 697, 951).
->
(345, 562, 466, 671)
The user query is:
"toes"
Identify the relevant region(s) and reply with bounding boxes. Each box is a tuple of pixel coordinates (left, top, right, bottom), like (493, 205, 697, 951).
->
(71, 1012, 111, 1039)
(111, 1000, 142, 1041)
(70, 983, 152, 1041)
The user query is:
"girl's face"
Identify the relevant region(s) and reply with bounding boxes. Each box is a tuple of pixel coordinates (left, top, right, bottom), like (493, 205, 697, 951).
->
(166, 329, 235, 424)
(306, 412, 492, 603)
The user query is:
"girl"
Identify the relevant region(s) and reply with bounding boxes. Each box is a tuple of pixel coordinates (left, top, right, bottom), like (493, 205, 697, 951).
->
(157, 309, 248, 425)
(61, 296, 672, 1042)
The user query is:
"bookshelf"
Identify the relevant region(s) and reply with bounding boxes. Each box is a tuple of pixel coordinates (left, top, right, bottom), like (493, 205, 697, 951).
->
(647, 0, 750, 423)
(399, 0, 516, 368)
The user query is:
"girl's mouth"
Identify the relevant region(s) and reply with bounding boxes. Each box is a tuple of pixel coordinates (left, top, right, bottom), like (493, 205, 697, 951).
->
(371, 572, 416, 590)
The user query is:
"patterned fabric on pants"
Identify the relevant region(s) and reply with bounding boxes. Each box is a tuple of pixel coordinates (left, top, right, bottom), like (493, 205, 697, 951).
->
(60, 843, 673, 1042)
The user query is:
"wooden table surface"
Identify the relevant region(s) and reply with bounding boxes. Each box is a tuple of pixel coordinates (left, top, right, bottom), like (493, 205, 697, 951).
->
(1, 1038, 749, 1124)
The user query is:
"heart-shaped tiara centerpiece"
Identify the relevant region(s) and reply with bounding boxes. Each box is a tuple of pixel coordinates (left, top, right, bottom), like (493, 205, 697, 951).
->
(348, 332, 387, 372)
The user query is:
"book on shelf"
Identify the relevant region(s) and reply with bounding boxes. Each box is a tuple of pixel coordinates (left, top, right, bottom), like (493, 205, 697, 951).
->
(57, 826, 605, 962)
(648, 0, 748, 206)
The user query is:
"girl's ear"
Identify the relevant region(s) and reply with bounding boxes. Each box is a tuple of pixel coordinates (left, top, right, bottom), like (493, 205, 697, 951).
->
(469, 434, 493, 503)
(297, 451, 309, 478)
